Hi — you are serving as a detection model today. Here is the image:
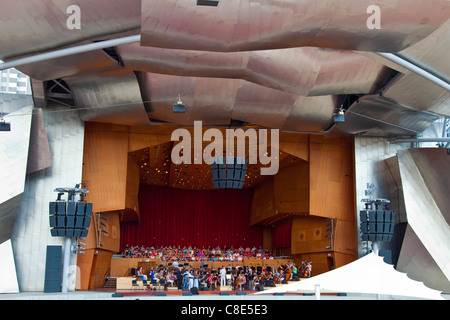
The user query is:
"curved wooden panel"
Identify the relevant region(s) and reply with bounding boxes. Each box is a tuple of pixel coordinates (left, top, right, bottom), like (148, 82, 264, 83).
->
(279, 133, 309, 161)
(291, 216, 331, 255)
(274, 161, 309, 214)
(82, 122, 130, 213)
(309, 135, 355, 221)
(250, 176, 276, 225)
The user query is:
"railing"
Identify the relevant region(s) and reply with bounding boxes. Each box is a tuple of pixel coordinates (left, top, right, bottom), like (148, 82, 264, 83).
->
(102, 267, 111, 287)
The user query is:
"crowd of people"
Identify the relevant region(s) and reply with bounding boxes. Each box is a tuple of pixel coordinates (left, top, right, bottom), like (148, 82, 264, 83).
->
(121, 244, 277, 262)
(131, 249, 313, 292)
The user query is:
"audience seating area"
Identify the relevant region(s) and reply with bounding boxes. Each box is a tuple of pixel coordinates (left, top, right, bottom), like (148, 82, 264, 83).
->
(120, 245, 277, 261)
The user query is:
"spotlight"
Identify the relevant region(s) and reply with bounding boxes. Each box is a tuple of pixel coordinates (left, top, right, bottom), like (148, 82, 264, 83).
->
(333, 109, 345, 123)
(173, 94, 186, 113)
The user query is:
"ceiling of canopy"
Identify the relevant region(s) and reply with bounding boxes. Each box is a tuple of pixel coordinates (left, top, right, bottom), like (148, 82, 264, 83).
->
(0, 0, 448, 138)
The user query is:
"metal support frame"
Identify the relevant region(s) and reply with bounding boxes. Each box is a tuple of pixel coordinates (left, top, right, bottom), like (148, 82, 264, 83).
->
(390, 137, 450, 144)
(61, 237, 72, 293)
(0, 35, 140, 71)
(53, 184, 89, 292)
(45, 79, 76, 108)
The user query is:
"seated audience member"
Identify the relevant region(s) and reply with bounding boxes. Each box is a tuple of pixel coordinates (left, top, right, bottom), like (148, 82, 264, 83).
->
(136, 267, 147, 281)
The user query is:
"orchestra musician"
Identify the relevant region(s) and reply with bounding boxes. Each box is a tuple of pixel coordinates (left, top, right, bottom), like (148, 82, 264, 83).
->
(235, 273, 245, 290)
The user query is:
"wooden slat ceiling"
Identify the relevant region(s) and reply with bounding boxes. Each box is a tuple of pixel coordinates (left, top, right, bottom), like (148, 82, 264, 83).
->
(128, 142, 303, 190)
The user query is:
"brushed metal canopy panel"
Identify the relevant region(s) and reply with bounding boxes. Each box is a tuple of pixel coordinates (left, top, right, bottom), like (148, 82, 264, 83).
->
(0, 0, 446, 137)
(281, 95, 336, 132)
(15, 49, 120, 81)
(140, 0, 450, 52)
(138, 72, 236, 126)
(397, 225, 450, 293)
(400, 19, 450, 81)
(396, 149, 450, 289)
(0, 0, 141, 60)
(117, 43, 389, 97)
(64, 68, 151, 127)
(138, 72, 336, 131)
(0, 195, 23, 249)
(27, 108, 52, 174)
(382, 74, 450, 116)
(329, 95, 440, 137)
(376, 19, 450, 117)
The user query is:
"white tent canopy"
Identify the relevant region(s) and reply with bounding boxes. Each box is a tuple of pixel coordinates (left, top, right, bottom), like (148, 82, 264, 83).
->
(255, 252, 444, 300)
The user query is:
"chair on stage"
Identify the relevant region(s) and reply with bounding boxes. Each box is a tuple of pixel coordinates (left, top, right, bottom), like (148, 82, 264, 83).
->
(159, 278, 166, 291)
(150, 278, 162, 291)
(131, 279, 140, 290)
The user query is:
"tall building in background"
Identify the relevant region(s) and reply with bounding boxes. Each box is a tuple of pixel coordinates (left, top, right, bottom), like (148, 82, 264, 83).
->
(0, 68, 32, 95)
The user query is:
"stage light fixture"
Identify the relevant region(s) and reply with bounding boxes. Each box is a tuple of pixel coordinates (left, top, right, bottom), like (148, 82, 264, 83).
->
(333, 109, 345, 123)
(173, 94, 186, 113)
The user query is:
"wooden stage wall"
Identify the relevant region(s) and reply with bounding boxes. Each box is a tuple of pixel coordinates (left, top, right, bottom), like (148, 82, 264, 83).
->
(78, 122, 357, 289)
(250, 135, 357, 275)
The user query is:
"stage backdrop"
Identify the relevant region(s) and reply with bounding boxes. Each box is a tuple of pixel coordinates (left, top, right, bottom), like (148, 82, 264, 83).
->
(273, 222, 292, 249)
(120, 185, 262, 251)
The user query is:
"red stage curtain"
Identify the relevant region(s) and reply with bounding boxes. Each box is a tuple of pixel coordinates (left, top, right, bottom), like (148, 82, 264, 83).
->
(273, 223, 292, 248)
(120, 185, 262, 250)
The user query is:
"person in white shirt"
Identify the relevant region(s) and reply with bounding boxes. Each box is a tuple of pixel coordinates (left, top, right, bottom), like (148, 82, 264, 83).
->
(220, 266, 227, 287)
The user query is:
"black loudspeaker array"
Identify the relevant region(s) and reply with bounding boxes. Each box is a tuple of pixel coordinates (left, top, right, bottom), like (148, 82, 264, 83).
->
(211, 156, 247, 189)
(360, 210, 396, 242)
(49, 201, 92, 237)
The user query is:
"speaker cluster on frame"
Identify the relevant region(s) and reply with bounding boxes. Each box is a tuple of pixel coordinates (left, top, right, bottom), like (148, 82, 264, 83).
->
(49, 185, 92, 238)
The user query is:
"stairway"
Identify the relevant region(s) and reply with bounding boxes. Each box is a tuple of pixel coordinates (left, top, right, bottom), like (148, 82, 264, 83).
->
(103, 277, 117, 289)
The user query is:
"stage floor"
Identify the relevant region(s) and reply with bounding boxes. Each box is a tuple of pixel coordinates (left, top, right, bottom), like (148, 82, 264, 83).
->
(115, 288, 260, 297)
(0, 289, 444, 300)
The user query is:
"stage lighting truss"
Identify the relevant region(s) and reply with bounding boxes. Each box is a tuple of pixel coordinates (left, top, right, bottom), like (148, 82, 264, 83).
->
(211, 156, 247, 189)
(49, 184, 92, 238)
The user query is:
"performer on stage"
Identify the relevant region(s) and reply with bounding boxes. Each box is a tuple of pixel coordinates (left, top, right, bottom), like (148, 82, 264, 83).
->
(220, 266, 227, 287)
